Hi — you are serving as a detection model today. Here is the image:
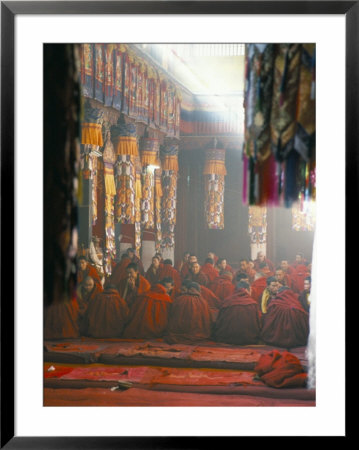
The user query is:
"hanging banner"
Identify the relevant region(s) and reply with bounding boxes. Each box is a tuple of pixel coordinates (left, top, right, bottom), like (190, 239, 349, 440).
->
(154, 168, 163, 252)
(248, 206, 267, 245)
(140, 138, 160, 229)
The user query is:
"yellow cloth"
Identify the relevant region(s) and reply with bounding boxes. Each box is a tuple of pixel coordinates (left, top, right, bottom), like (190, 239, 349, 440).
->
(261, 288, 271, 314)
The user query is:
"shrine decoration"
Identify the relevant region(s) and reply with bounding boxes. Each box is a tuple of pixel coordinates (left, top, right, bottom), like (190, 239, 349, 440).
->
(154, 168, 163, 252)
(203, 147, 227, 230)
(140, 138, 160, 229)
(134, 155, 143, 253)
(248, 206, 267, 246)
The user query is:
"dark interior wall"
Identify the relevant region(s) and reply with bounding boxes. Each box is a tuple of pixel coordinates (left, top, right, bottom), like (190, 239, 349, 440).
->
(175, 148, 251, 267)
(267, 206, 315, 265)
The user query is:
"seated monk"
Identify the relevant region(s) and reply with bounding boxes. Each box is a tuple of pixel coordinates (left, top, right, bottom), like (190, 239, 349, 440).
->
(216, 258, 235, 275)
(126, 247, 145, 275)
(253, 251, 275, 273)
(208, 270, 235, 301)
(44, 296, 80, 340)
(260, 276, 279, 314)
(198, 284, 222, 323)
(164, 281, 212, 344)
(86, 283, 129, 338)
(235, 258, 257, 284)
(117, 262, 151, 307)
(185, 261, 209, 286)
(290, 264, 310, 293)
(158, 259, 182, 292)
(77, 256, 102, 288)
(76, 276, 103, 335)
(261, 284, 310, 348)
(175, 251, 190, 274)
(275, 268, 294, 291)
(181, 254, 198, 280)
(290, 252, 308, 271)
(207, 251, 219, 265)
(145, 255, 162, 286)
(298, 276, 311, 313)
(280, 259, 294, 276)
(250, 262, 273, 304)
(201, 257, 219, 282)
(108, 253, 131, 287)
(122, 279, 173, 339)
(213, 281, 262, 345)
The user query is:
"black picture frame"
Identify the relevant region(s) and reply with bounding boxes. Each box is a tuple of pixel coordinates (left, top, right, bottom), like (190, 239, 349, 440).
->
(1, 1, 353, 447)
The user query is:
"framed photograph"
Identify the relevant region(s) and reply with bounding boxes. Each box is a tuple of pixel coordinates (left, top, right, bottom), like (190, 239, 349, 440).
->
(2, 1, 353, 446)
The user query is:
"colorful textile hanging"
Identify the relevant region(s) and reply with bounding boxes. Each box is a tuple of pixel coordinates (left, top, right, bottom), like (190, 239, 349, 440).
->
(80, 44, 94, 98)
(92, 156, 98, 226)
(154, 168, 163, 251)
(243, 43, 316, 208)
(248, 206, 267, 245)
(203, 148, 227, 230)
(102, 131, 116, 275)
(134, 155, 142, 253)
(112, 45, 126, 111)
(140, 138, 159, 229)
(94, 44, 105, 103)
(161, 145, 179, 249)
(104, 44, 115, 107)
(292, 197, 316, 232)
(111, 120, 138, 224)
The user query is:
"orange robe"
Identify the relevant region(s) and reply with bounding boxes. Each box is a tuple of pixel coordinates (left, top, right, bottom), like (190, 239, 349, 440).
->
(158, 264, 182, 290)
(208, 275, 235, 301)
(145, 266, 161, 286)
(123, 284, 173, 339)
(185, 271, 209, 287)
(201, 263, 219, 282)
(165, 292, 212, 344)
(117, 275, 151, 307)
(109, 257, 131, 287)
(76, 283, 103, 335)
(44, 299, 80, 339)
(200, 285, 222, 323)
(180, 262, 190, 280)
(86, 288, 130, 338)
(77, 264, 102, 288)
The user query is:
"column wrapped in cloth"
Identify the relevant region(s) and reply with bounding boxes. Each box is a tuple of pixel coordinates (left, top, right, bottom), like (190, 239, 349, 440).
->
(261, 287, 309, 348)
(123, 283, 173, 339)
(165, 282, 212, 344)
(85, 286, 130, 338)
(213, 285, 262, 345)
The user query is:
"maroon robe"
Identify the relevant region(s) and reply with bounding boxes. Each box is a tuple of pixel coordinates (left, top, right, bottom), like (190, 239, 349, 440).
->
(250, 277, 268, 305)
(180, 262, 190, 280)
(201, 263, 219, 282)
(261, 288, 309, 348)
(158, 264, 182, 291)
(76, 283, 103, 335)
(208, 274, 235, 301)
(117, 274, 151, 307)
(185, 271, 209, 287)
(123, 284, 173, 339)
(165, 291, 212, 344)
(290, 265, 310, 293)
(109, 256, 131, 287)
(44, 299, 80, 339)
(213, 288, 262, 345)
(145, 265, 161, 286)
(132, 255, 145, 275)
(77, 264, 102, 288)
(254, 258, 275, 273)
(86, 288, 130, 338)
(199, 285, 222, 323)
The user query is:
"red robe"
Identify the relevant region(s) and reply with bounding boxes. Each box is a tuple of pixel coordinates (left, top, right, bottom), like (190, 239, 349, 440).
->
(254, 258, 275, 273)
(185, 271, 209, 287)
(250, 276, 268, 305)
(180, 262, 190, 280)
(234, 268, 257, 284)
(86, 289, 130, 338)
(213, 288, 262, 345)
(109, 257, 131, 287)
(158, 264, 182, 291)
(76, 283, 103, 335)
(123, 284, 173, 339)
(44, 299, 80, 339)
(77, 264, 102, 288)
(132, 255, 145, 275)
(145, 266, 161, 286)
(117, 275, 151, 307)
(200, 285, 222, 323)
(290, 265, 310, 293)
(201, 263, 219, 282)
(261, 288, 309, 348)
(208, 275, 235, 301)
(165, 292, 212, 344)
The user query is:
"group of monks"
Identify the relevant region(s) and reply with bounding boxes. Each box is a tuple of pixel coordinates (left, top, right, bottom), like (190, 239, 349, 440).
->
(61, 248, 311, 349)
(49, 248, 311, 348)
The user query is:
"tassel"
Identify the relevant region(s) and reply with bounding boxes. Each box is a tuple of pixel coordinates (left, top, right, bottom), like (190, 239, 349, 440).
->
(284, 150, 299, 207)
(249, 156, 256, 205)
(279, 47, 290, 107)
(310, 48, 316, 100)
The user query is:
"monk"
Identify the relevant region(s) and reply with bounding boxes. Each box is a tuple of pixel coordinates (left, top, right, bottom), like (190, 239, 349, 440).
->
(77, 256, 102, 288)
(207, 251, 219, 265)
(158, 259, 182, 292)
(208, 270, 235, 301)
(117, 262, 151, 307)
(201, 257, 219, 282)
(126, 247, 145, 275)
(235, 258, 257, 284)
(260, 276, 279, 314)
(181, 254, 198, 280)
(108, 253, 131, 287)
(298, 276, 311, 312)
(280, 259, 294, 276)
(145, 255, 162, 286)
(250, 262, 273, 304)
(44, 297, 80, 339)
(122, 280, 173, 339)
(275, 268, 294, 290)
(213, 281, 262, 345)
(291, 252, 307, 270)
(253, 251, 275, 273)
(261, 285, 310, 348)
(291, 264, 310, 293)
(165, 281, 212, 344)
(76, 276, 103, 335)
(86, 283, 130, 338)
(216, 258, 235, 275)
(185, 261, 209, 286)
(175, 251, 190, 274)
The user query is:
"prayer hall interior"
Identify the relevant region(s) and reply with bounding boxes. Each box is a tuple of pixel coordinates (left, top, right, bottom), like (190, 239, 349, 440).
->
(44, 43, 316, 407)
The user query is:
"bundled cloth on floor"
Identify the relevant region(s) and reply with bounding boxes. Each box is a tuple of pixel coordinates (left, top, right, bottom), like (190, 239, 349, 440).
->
(254, 350, 308, 388)
(261, 287, 309, 348)
(165, 283, 212, 344)
(85, 287, 129, 338)
(213, 288, 262, 345)
(123, 284, 173, 339)
(44, 299, 80, 339)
